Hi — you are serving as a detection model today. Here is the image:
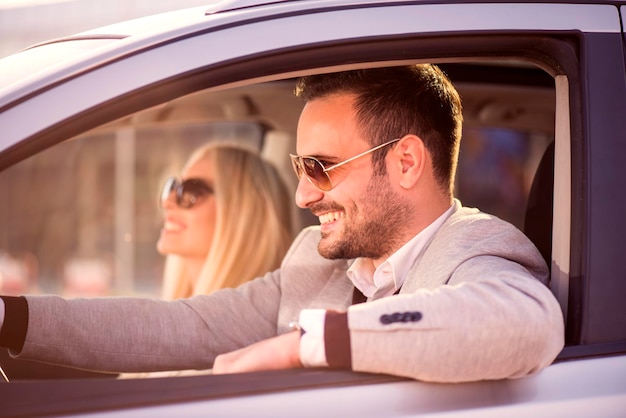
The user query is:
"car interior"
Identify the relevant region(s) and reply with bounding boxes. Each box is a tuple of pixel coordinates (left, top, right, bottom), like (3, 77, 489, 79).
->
(0, 60, 556, 380)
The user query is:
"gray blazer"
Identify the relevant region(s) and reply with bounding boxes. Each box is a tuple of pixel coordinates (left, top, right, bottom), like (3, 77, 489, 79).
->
(18, 201, 564, 382)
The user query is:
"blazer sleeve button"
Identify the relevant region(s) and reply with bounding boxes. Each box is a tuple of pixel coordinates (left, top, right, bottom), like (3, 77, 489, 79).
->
(380, 311, 422, 324)
(409, 311, 422, 322)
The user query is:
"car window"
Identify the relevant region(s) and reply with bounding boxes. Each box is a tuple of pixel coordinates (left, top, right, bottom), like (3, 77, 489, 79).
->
(0, 59, 565, 409)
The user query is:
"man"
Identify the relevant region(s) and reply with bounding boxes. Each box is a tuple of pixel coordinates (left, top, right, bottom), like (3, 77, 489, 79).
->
(0, 64, 564, 383)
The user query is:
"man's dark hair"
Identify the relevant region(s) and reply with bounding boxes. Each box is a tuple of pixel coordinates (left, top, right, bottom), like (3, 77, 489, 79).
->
(295, 64, 463, 194)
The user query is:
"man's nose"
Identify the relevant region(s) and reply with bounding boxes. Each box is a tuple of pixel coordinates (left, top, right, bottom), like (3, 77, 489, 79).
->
(294, 176, 324, 209)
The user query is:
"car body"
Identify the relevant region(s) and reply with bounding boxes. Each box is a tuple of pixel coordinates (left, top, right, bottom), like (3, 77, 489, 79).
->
(0, 0, 625, 416)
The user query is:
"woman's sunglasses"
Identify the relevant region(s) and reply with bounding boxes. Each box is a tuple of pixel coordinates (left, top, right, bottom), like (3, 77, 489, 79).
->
(160, 176, 213, 209)
(289, 137, 401, 191)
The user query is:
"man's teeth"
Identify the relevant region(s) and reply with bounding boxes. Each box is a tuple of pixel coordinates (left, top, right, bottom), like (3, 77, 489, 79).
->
(319, 211, 342, 225)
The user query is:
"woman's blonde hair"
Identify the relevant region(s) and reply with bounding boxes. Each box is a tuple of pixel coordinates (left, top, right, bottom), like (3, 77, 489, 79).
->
(161, 142, 296, 299)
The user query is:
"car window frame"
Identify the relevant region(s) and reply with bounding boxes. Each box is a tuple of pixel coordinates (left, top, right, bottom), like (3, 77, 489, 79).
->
(1, 30, 583, 326)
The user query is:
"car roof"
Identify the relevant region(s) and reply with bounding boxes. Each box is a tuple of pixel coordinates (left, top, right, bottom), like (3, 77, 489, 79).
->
(0, 0, 622, 110)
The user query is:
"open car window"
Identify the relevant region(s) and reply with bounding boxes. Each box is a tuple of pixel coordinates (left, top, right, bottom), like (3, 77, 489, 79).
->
(0, 60, 559, 385)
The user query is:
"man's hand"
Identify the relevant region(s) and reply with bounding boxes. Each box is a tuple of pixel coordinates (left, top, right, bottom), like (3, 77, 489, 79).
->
(212, 331, 302, 374)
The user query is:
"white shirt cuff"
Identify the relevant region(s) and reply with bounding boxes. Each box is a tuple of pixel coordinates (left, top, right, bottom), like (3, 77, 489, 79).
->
(298, 309, 328, 367)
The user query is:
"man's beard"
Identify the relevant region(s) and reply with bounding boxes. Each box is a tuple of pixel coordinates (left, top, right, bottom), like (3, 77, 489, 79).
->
(318, 174, 410, 260)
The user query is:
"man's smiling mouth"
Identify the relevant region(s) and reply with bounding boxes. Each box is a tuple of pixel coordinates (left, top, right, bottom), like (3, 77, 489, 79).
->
(319, 211, 343, 225)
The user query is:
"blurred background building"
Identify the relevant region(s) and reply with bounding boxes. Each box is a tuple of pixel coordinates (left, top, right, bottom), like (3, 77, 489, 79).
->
(0, 0, 218, 59)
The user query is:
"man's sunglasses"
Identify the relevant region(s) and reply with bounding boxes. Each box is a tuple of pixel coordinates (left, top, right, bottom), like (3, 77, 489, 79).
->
(160, 176, 213, 209)
(289, 137, 401, 191)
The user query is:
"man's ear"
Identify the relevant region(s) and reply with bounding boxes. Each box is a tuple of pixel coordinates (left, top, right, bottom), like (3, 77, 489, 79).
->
(393, 135, 426, 189)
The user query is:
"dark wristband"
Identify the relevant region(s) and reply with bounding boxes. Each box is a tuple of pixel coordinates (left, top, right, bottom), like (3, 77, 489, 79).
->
(324, 310, 351, 369)
(0, 296, 29, 353)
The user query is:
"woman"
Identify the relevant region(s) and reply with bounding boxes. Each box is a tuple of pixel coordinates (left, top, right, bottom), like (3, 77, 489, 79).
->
(158, 142, 296, 299)
(120, 142, 296, 379)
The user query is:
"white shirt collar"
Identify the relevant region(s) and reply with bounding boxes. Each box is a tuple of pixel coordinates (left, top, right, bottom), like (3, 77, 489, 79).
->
(347, 204, 454, 300)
